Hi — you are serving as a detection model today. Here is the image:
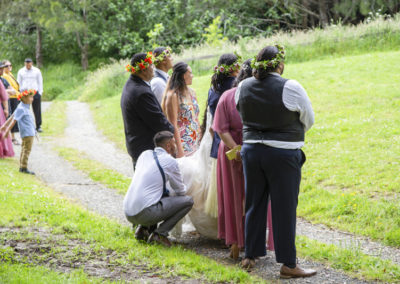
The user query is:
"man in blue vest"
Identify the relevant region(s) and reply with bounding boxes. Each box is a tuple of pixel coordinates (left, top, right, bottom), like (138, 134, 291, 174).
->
(236, 45, 316, 278)
(150, 47, 173, 104)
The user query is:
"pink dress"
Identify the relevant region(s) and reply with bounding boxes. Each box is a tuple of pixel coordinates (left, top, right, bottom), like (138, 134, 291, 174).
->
(212, 87, 274, 250)
(177, 89, 200, 156)
(0, 81, 14, 158)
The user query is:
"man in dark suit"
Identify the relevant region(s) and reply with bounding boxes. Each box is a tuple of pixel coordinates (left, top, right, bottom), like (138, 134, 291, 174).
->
(121, 52, 174, 169)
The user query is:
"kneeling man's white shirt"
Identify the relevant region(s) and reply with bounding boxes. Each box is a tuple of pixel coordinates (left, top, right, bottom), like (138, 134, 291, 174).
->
(123, 147, 187, 217)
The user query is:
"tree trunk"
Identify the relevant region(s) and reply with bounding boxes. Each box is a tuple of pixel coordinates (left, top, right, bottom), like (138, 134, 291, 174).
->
(301, 0, 309, 28)
(35, 25, 43, 68)
(76, 31, 89, 71)
(319, 0, 329, 27)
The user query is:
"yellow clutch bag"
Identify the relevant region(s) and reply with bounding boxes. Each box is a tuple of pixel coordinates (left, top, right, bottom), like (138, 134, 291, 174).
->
(225, 145, 241, 160)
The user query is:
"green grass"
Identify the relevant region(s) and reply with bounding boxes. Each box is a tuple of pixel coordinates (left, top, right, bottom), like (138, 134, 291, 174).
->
(0, 263, 108, 284)
(56, 147, 131, 195)
(177, 14, 400, 74)
(87, 50, 400, 248)
(41, 101, 67, 137)
(0, 158, 260, 283)
(41, 62, 88, 101)
(296, 236, 400, 282)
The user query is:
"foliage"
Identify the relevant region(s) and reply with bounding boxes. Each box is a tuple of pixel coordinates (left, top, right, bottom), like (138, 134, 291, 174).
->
(202, 16, 227, 47)
(1, 1, 399, 68)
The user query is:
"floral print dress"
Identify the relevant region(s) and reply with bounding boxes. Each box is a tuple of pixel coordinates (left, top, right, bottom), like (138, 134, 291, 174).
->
(177, 89, 200, 156)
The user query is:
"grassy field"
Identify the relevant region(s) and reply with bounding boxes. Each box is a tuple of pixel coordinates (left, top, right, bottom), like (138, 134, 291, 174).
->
(0, 158, 260, 283)
(87, 50, 400, 248)
(35, 100, 400, 282)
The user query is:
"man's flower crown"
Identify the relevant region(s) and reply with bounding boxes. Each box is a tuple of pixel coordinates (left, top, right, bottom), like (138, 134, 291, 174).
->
(251, 45, 285, 70)
(154, 47, 172, 65)
(125, 52, 153, 74)
(17, 89, 37, 101)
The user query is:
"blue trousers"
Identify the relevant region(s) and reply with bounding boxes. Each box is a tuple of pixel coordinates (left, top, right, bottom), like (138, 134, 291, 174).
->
(241, 143, 305, 264)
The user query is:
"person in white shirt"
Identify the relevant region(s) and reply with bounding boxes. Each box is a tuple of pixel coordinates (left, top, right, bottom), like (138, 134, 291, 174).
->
(123, 131, 193, 247)
(150, 47, 173, 104)
(236, 45, 316, 278)
(17, 58, 43, 132)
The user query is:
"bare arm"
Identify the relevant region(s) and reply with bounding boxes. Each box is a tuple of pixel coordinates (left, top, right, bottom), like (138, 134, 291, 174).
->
(6, 87, 16, 96)
(218, 132, 241, 161)
(164, 91, 184, 158)
(0, 117, 16, 139)
(2, 100, 9, 118)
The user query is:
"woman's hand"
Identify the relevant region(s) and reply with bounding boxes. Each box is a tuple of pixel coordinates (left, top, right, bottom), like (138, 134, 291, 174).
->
(3, 109, 9, 118)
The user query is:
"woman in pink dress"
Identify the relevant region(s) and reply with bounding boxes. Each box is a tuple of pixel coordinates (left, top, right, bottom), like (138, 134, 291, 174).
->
(0, 70, 15, 158)
(162, 62, 200, 157)
(212, 60, 273, 260)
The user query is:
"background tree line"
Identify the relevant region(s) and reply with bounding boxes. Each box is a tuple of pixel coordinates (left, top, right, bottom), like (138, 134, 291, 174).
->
(0, 0, 398, 70)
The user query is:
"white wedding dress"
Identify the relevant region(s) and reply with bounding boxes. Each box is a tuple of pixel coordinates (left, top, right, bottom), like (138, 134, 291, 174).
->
(174, 108, 218, 239)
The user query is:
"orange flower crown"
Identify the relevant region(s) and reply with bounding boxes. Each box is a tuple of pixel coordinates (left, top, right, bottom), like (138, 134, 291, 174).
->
(18, 89, 37, 101)
(125, 52, 153, 74)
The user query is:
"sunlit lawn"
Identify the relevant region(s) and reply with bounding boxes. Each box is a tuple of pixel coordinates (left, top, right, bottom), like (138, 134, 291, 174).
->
(88, 51, 400, 246)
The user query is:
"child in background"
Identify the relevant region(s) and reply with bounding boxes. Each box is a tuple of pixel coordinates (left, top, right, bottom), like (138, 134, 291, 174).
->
(0, 89, 37, 174)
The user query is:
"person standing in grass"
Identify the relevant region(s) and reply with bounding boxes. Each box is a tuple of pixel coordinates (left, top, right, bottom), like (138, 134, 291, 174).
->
(1, 89, 36, 174)
(17, 58, 43, 133)
(236, 45, 316, 278)
(162, 62, 200, 158)
(123, 131, 193, 246)
(1, 60, 21, 145)
(121, 52, 174, 169)
(151, 47, 173, 104)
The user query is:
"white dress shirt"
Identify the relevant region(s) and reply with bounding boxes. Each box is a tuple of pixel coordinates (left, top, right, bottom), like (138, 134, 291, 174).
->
(17, 66, 43, 95)
(150, 69, 169, 104)
(123, 147, 187, 217)
(235, 73, 314, 149)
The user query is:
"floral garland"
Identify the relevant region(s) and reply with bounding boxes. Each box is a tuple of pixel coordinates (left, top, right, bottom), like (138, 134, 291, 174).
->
(213, 62, 241, 75)
(213, 52, 242, 75)
(251, 45, 285, 70)
(17, 89, 37, 101)
(154, 47, 172, 65)
(125, 52, 153, 74)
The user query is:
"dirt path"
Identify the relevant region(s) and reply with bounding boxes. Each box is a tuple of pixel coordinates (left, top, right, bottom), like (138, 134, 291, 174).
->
(16, 101, 395, 283)
(63, 101, 133, 177)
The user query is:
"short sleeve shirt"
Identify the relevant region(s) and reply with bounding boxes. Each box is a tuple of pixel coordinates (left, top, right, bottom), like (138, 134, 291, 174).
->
(14, 102, 36, 138)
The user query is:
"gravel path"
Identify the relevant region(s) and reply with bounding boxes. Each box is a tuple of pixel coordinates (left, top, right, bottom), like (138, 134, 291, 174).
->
(63, 101, 133, 177)
(17, 101, 396, 283)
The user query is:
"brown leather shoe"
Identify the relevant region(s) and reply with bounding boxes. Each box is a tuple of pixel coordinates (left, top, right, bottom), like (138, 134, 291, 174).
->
(134, 225, 149, 242)
(240, 258, 256, 271)
(280, 264, 317, 278)
(147, 232, 172, 247)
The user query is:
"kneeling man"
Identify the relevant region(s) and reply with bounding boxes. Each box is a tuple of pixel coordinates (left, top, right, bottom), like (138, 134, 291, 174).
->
(123, 131, 193, 246)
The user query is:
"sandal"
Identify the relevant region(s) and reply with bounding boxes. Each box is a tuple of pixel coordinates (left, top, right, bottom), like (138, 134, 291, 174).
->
(12, 139, 20, 145)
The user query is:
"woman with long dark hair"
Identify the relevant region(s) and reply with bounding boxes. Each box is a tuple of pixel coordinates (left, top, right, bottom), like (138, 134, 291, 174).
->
(203, 53, 240, 218)
(162, 62, 200, 158)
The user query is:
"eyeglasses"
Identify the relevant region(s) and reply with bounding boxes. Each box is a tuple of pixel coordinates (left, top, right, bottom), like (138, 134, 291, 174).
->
(5, 65, 11, 67)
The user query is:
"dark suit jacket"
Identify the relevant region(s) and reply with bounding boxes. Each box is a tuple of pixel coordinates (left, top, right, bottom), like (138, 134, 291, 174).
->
(121, 75, 174, 161)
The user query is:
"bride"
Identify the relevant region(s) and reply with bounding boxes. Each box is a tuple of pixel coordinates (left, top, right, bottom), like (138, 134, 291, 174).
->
(175, 107, 218, 239)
